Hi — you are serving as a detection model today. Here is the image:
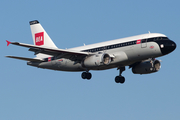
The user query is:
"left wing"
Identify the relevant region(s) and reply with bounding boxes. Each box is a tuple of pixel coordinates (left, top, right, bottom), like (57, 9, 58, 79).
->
(6, 40, 89, 59)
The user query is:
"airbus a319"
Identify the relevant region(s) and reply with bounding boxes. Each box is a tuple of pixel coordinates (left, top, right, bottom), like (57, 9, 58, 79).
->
(6, 20, 176, 84)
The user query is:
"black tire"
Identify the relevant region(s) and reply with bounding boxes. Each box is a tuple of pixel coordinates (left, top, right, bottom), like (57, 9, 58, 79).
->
(115, 76, 120, 83)
(119, 76, 125, 84)
(81, 72, 87, 79)
(86, 73, 92, 80)
(115, 76, 125, 84)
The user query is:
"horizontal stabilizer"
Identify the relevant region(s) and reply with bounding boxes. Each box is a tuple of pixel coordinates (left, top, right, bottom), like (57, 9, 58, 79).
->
(6, 56, 44, 62)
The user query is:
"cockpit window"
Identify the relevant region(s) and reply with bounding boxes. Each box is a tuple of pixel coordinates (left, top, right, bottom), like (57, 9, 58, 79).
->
(162, 37, 169, 40)
(159, 37, 162, 40)
(147, 37, 169, 42)
(153, 37, 169, 41)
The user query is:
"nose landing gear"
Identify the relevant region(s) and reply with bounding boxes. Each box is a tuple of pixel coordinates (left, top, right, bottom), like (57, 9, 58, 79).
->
(115, 67, 125, 84)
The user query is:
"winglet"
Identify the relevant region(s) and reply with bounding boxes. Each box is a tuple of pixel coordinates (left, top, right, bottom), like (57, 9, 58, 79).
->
(6, 40, 11, 46)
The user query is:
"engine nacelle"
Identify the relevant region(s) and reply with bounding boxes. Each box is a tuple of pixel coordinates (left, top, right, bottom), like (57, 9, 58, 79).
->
(132, 59, 161, 74)
(82, 53, 111, 68)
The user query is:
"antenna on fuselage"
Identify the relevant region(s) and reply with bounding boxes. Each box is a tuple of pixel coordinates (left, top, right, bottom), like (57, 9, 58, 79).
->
(148, 31, 151, 34)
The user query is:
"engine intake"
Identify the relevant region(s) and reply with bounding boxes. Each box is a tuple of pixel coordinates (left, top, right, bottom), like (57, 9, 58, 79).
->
(82, 53, 111, 68)
(132, 59, 161, 74)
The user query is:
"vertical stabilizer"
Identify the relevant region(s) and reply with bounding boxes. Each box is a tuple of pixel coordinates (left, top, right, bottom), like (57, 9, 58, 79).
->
(29, 20, 58, 58)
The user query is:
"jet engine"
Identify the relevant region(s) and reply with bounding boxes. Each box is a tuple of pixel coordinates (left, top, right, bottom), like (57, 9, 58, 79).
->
(132, 59, 161, 74)
(82, 52, 111, 68)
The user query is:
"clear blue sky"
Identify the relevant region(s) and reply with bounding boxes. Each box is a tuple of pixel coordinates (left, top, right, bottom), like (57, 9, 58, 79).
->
(1, 0, 180, 120)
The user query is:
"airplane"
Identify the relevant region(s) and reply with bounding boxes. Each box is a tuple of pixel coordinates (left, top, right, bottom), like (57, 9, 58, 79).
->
(6, 20, 176, 84)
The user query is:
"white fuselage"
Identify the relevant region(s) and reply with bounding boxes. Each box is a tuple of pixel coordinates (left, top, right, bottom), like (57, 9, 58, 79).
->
(27, 33, 170, 71)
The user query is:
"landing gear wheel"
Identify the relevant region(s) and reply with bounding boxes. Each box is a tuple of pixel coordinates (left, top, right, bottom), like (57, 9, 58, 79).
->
(81, 72, 92, 80)
(115, 67, 126, 84)
(115, 76, 125, 84)
(81, 72, 87, 79)
(86, 73, 92, 80)
(119, 76, 125, 84)
(115, 76, 120, 83)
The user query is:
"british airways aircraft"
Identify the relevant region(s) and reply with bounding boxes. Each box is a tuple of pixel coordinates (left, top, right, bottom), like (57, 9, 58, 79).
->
(6, 20, 176, 84)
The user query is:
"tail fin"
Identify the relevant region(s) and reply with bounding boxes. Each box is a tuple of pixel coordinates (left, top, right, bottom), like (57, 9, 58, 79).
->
(29, 20, 57, 58)
(30, 20, 57, 48)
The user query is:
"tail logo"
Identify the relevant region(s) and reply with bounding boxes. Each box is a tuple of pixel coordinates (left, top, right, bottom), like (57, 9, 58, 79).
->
(35, 32, 44, 46)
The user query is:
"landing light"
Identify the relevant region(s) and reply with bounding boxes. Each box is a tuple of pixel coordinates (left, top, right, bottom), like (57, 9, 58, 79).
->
(160, 44, 164, 48)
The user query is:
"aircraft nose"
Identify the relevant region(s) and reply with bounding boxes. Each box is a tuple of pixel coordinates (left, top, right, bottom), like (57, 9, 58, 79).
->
(159, 40, 176, 55)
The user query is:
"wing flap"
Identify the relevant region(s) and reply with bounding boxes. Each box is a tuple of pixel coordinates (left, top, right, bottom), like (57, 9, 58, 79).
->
(6, 56, 44, 62)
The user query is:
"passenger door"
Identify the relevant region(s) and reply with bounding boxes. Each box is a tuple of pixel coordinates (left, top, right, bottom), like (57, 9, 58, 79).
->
(141, 39, 147, 48)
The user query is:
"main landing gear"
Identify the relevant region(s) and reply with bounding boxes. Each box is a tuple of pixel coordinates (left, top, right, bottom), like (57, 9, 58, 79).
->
(81, 67, 126, 84)
(81, 71, 92, 80)
(115, 67, 125, 84)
